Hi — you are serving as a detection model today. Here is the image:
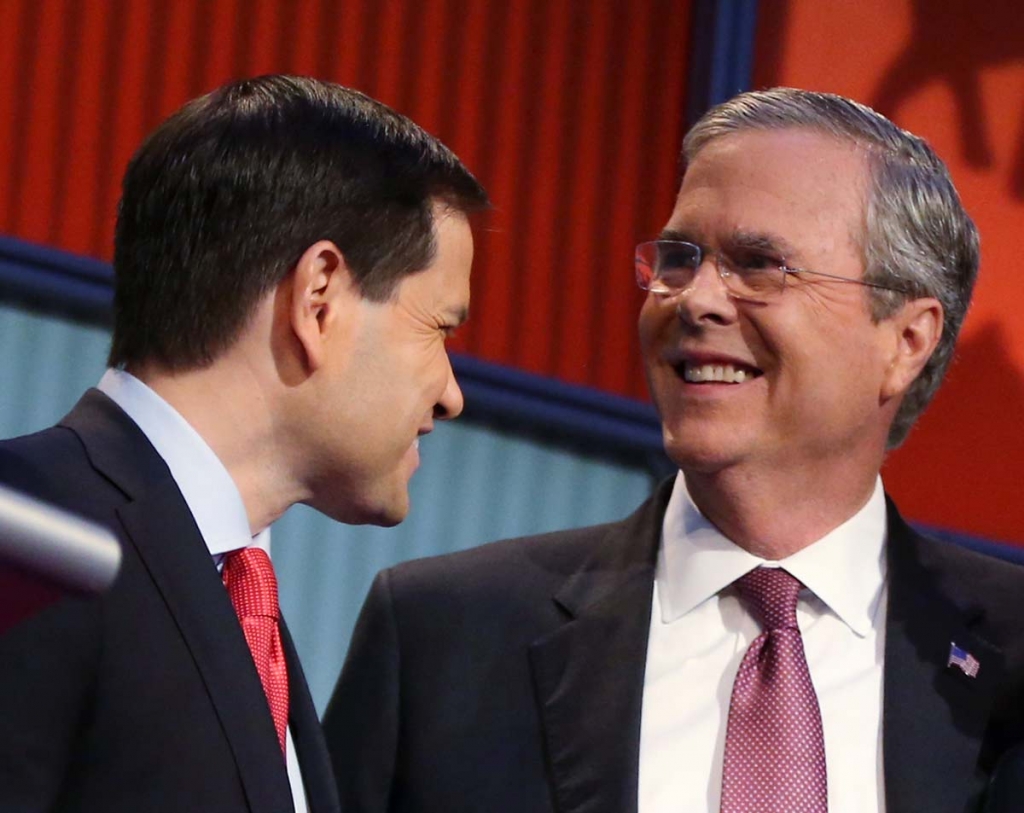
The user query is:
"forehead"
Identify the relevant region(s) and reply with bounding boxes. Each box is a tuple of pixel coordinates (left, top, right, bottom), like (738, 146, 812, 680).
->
(670, 129, 869, 258)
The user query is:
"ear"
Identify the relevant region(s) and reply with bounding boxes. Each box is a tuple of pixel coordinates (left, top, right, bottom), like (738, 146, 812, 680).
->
(880, 297, 943, 402)
(286, 240, 357, 372)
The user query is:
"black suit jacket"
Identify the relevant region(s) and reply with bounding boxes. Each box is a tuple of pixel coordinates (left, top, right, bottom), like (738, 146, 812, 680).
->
(0, 390, 340, 813)
(985, 742, 1024, 812)
(324, 478, 1024, 813)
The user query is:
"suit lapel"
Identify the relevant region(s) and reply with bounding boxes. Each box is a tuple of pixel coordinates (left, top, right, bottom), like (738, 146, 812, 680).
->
(64, 391, 295, 813)
(529, 480, 671, 813)
(118, 488, 295, 812)
(883, 500, 1005, 813)
(281, 621, 341, 813)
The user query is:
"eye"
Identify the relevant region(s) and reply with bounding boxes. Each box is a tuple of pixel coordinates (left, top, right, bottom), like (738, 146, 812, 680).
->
(729, 248, 781, 273)
(652, 244, 701, 291)
(656, 244, 699, 274)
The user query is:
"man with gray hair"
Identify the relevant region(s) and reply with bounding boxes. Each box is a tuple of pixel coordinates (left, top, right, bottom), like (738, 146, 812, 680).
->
(324, 88, 1024, 813)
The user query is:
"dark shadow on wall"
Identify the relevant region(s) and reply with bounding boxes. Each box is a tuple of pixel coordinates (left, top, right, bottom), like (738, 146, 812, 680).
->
(871, 0, 1024, 198)
(884, 320, 1024, 545)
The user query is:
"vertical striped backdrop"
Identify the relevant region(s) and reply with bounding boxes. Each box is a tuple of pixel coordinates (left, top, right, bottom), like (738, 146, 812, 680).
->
(0, 0, 692, 400)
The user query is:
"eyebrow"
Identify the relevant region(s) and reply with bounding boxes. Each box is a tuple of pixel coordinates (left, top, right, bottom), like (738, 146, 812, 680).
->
(730, 230, 799, 258)
(658, 227, 693, 243)
(658, 228, 800, 260)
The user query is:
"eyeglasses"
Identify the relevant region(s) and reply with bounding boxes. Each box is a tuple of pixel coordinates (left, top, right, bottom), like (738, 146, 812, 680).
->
(634, 240, 909, 300)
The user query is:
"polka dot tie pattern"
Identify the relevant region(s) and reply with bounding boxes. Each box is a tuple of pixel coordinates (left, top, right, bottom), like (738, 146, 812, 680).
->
(222, 547, 289, 757)
(720, 567, 827, 813)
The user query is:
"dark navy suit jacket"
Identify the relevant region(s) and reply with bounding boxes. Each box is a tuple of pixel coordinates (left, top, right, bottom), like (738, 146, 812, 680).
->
(324, 477, 1024, 813)
(0, 390, 340, 813)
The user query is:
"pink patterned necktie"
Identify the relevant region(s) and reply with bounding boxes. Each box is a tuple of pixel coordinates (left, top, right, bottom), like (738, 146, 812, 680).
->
(720, 567, 827, 813)
(222, 547, 289, 756)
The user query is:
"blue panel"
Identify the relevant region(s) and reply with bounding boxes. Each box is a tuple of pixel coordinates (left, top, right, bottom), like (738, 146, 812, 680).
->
(0, 236, 113, 326)
(686, 0, 761, 126)
(0, 303, 110, 437)
(709, 0, 759, 105)
(273, 419, 658, 712)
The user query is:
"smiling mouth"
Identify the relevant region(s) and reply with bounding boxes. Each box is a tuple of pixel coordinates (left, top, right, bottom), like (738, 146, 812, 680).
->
(677, 361, 763, 384)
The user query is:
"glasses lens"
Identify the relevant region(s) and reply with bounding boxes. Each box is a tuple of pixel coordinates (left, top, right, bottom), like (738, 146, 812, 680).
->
(718, 248, 786, 299)
(635, 241, 700, 294)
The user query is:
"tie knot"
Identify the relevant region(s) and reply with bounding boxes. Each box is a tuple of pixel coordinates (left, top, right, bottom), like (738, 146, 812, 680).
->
(735, 566, 802, 632)
(222, 547, 280, 620)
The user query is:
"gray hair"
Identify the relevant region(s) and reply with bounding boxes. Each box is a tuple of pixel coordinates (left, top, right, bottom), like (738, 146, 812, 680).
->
(684, 87, 979, 448)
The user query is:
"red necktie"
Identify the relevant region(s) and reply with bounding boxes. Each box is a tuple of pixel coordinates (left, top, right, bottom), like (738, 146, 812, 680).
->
(720, 567, 828, 813)
(222, 547, 289, 756)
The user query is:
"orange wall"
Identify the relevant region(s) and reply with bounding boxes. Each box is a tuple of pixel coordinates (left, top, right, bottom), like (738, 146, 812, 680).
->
(756, 0, 1024, 543)
(0, 0, 691, 403)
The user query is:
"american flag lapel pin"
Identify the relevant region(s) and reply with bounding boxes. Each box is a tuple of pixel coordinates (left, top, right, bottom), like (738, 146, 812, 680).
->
(947, 642, 981, 678)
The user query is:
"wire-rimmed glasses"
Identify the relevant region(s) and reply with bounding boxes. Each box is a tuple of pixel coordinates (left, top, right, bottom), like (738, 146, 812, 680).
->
(634, 240, 908, 300)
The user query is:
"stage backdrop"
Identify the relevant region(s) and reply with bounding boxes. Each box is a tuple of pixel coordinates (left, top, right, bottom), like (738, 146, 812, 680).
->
(0, 0, 1021, 547)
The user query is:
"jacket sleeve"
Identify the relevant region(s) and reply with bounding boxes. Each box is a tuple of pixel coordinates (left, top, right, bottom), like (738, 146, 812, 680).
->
(322, 568, 401, 813)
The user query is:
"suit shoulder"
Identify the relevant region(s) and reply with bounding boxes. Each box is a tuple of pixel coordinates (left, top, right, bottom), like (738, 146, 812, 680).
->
(0, 421, 128, 529)
(0, 425, 87, 497)
(917, 532, 1024, 593)
(913, 531, 1024, 646)
(0, 423, 82, 458)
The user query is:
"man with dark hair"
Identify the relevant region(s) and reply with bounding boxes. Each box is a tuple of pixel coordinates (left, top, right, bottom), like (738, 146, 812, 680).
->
(0, 75, 487, 813)
(324, 88, 1024, 813)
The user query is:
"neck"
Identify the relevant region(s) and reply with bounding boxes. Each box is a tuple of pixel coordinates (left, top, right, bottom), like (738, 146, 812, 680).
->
(133, 358, 307, 535)
(683, 459, 882, 559)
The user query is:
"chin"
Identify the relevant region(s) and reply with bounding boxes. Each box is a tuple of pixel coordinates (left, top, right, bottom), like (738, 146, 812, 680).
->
(662, 431, 745, 475)
(347, 500, 410, 528)
(367, 505, 408, 528)
(308, 488, 410, 528)
(358, 484, 412, 527)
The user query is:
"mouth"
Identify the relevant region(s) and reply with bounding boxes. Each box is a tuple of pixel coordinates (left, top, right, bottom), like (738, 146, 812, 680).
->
(411, 424, 433, 456)
(406, 436, 422, 473)
(674, 360, 763, 384)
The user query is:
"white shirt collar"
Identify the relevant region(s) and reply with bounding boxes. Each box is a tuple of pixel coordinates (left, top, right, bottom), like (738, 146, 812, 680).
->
(657, 471, 887, 636)
(97, 369, 268, 561)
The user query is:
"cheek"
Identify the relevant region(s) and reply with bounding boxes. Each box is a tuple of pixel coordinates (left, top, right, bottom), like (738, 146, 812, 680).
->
(783, 324, 886, 418)
(639, 297, 671, 353)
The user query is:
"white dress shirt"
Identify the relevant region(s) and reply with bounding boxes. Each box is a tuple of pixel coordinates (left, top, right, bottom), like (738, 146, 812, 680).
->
(638, 472, 888, 813)
(98, 369, 309, 813)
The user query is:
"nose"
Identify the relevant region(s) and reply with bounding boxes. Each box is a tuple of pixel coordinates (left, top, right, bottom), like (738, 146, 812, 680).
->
(672, 254, 737, 327)
(434, 356, 464, 420)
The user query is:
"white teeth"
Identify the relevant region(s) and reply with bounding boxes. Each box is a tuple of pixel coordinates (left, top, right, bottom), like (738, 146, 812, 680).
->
(683, 363, 754, 383)
(413, 438, 420, 449)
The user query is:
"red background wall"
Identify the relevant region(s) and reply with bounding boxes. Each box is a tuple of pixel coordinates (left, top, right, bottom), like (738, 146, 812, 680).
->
(1, 0, 1022, 544)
